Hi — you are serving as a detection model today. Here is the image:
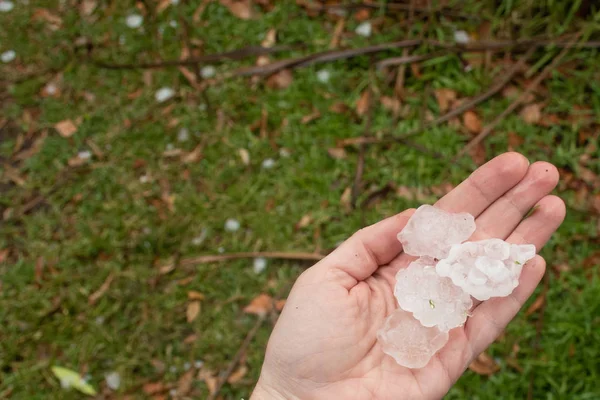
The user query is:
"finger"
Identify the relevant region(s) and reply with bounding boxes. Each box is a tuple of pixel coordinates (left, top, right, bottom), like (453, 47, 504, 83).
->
(473, 162, 559, 239)
(318, 209, 415, 285)
(465, 195, 565, 356)
(435, 152, 529, 216)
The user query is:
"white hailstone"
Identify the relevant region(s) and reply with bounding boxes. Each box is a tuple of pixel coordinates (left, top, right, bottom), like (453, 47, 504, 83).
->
(279, 148, 290, 158)
(155, 87, 175, 103)
(453, 30, 470, 44)
(394, 257, 472, 331)
(194, 360, 204, 369)
(46, 83, 58, 95)
(191, 228, 208, 246)
(177, 128, 189, 142)
(171, 0, 180, 4)
(125, 14, 143, 29)
(78, 151, 92, 160)
(139, 175, 150, 183)
(183, 362, 191, 371)
(261, 158, 275, 169)
(224, 218, 240, 232)
(436, 239, 536, 301)
(316, 69, 330, 83)
(200, 65, 216, 79)
(397, 205, 475, 259)
(355, 21, 372, 37)
(377, 309, 449, 369)
(253, 257, 267, 274)
(217, 246, 225, 253)
(105, 371, 121, 390)
(1, 50, 16, 63)
(95, 316, 105, 325)
(198, 103, 207, 111)
(165, 143, 174, 151)
(0, 1, 14, 12)
(169, 389, 177, 396)
(169, 365, 177, 373)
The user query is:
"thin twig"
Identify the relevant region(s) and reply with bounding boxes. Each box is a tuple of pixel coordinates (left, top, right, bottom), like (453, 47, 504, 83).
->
(453, 40, 576, 161)
(208, 314, 267, 400)
(179, 251, 325, 267)
(91, 45, 294, 69)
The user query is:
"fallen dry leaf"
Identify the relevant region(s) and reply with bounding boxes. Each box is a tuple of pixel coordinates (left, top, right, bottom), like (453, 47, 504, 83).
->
(434, 88, 457, 113)
(227, 365, 248, 384)
(80, 0, 97, 16)
(353, 8, 371, 21)
(356, 89, 371, 117)
(520, 103, 543, 125)
(182, 144, 203, 164)
(507, 132, 524, 151)
(295, 214, 312, 229)
(220, 0, 255, 20)
(243, 293, 273, 316)
(177, 370, 195, 396)
(463, 110, 482, 134)
(275, 299, 286, 311)
(183, 334, 198, 344)
(261, 28, 277, 48)
(156, 0, 172, 13)
(188, 291, 205, 301)
(468, 141, 487, 166)
(468, 352, 500, 375)
(143, 382, 166, 395)
(329, 102, 350, 114)
(380, 96, 401, 115)
(198, 369, 218, 394)
(327, 147, 347, 160)
(525, 293, 546, 316)
(238, 148, 250, 165)
(186, 301, 201, 322)
(329, 18, 345, 49)
(32, 8, 63, 30)
(340, 186, 352, 213)
(266, 69, 293, 89)
(88, 273, 115, 305)
(301, 109, 321, 124)
(54, 119, 78, 138)
(0, 249, 9, 263)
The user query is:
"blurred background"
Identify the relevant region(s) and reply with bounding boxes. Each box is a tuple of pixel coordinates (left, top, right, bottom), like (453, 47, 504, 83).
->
(1, 0, 599, 398)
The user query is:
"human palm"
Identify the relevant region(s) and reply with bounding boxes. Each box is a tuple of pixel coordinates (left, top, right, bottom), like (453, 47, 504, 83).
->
(252, 153, 565, 400)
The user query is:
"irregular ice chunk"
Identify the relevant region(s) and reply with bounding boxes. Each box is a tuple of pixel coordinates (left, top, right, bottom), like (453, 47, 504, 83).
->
(436, 238, 536, 301)
(394, 257, 472, 331)
(397, 205, 476, 259)
(377, 309, 449, 369)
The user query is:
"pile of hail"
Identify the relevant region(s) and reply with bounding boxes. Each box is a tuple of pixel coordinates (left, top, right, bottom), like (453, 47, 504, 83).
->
(377, 205, 536, 368)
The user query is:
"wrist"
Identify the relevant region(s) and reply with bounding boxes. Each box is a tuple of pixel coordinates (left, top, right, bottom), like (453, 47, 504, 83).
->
(251, 377, 291, 400)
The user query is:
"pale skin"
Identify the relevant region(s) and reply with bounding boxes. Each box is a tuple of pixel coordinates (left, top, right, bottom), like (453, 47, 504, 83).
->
(251, 152, 565, 400)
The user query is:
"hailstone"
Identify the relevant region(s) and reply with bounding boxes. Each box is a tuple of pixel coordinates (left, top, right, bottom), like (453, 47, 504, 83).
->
(397, 205, 476, 259)
(394, 257, 473, 331)
(436, 238, 536, 301)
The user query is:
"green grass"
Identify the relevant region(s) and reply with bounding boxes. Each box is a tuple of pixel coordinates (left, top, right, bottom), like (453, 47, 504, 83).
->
(1, 0, 600, 398)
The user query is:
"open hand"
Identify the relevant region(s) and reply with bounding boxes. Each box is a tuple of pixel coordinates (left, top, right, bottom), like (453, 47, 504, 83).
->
(252, 152, 565, 400)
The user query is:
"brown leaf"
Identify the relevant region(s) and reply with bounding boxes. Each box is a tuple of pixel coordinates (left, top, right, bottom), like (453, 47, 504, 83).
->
(340, 186, 352, 213)
(243, 293, 273, 316)
(468, 141, 486, 165)
(261, 28, 277, 48)
(188, 291, 205, 301)
(182, 144, 203, 164)
(380, 96, 400, 115)
(463, 111, 482, 134)
(238, 148, 250, 165)
(179, 67, 198, 87)
(177, 370, 195, 396)
(143, 382, 166, 395)
(32, 8, 63, 30)
(198, 369, 218, 394)
(156, 0, 172, 13)
(355, 89, 371, 117)
(329, 102, 350, 114)
(329, 18, 345, 49)
(88, 273, 115, 305)
(275, 299, 286, 311)
(295, 214, 312, 229)
(54, 119, 78, 138)
(221, 0, 255, 20)
(468, 352, 500, 375)
(183, 334, 198, 344)
(507, 132, 524, 151)
(525, 293, 546, 316)
(186, 301, 201, 322)
(520, 103, 543, 125)
(301, 109, 321, 125)
(0, 248, 9, 263)
(353, 8, 371, 21)
(227, 365, 248, 384)
(266, 69, 293, 89)
(327, 147, 347, 160)
(80, 0, 97, 16)
(434, 89, 457, 113)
